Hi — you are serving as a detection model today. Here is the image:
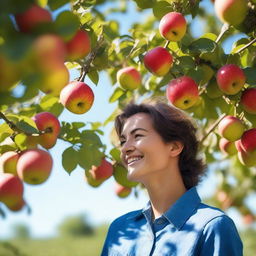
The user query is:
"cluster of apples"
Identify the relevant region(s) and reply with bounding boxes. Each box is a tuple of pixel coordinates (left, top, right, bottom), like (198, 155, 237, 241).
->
(116, 11, 193, 104)
(218, 115, 256, 167)
(0, 149, 53, 212)
(0, 111, 62, 212)
(84, 159, 136, 198)
(0, 4, 94, 115)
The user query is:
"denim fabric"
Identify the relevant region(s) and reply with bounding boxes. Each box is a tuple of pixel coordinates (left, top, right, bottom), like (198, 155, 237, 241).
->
(101, 187, 243, 256)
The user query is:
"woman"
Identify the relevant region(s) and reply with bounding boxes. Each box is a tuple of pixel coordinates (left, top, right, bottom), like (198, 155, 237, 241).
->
(101, 101, 243, 256)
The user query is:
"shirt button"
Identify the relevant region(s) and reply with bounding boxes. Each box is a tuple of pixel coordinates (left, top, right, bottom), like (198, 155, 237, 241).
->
(155, 218, 164, 225)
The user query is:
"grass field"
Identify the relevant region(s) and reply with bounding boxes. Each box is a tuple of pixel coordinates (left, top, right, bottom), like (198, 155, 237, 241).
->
(0, 226, 107, 256)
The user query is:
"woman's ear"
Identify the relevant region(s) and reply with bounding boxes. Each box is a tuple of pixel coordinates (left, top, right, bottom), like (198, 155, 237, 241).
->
(169, 141, 184, 157)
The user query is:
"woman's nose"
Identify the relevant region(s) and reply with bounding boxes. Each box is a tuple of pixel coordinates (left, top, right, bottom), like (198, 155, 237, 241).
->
(121, 140, 136, 155)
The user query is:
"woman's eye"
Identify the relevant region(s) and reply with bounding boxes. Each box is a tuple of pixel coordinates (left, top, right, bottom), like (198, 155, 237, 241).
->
(135, 134, 143, 138)
(120, 141, 125, 146)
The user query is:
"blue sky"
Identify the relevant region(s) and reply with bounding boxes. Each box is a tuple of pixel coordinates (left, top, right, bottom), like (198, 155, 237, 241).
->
(0, 0, 252, 239)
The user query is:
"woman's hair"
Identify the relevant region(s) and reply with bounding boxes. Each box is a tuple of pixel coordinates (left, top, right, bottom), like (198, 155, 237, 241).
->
(114, 101, 206, 189)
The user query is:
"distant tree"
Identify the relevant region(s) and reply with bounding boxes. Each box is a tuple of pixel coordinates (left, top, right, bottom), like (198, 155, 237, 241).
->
(58, 214, 94, 237)
(11, 223, 30, 239)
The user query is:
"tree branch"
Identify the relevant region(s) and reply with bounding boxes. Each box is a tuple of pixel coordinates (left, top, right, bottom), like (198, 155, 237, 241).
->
(79, 35, 105, 82)
(200, 113, 226, 145)
(215, 23, 230, 44)
(236, 38, 256, 54)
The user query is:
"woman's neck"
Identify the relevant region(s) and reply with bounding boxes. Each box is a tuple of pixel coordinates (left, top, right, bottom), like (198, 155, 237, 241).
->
(143, 166, 186, 221)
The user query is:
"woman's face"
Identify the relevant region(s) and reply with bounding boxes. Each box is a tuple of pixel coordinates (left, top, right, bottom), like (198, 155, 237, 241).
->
(120, 113, 174, 183)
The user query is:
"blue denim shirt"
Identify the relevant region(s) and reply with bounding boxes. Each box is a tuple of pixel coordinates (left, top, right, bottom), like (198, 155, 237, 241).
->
(101, 187, 243, 256)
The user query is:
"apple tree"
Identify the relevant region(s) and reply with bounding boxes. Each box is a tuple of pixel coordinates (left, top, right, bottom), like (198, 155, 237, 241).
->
(0, 0, 256, 224)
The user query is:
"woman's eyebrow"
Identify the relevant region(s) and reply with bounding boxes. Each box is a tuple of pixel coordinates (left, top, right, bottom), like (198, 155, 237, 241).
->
(120, 128, 148, 139)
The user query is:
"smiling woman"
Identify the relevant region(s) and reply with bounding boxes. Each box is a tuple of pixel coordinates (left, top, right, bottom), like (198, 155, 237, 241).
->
(101, 101, 243, 256)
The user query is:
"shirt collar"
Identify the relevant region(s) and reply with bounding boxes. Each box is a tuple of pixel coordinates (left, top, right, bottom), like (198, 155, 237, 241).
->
(127, 187, 201, 230)
(163, 187, 201, 230)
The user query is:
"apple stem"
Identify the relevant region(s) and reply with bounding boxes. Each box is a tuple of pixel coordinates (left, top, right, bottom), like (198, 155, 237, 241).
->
(215, 23, 230, 44)
(236, 38, 256, 54)
(79, 35, 105, 82)
(164, 40, 170, 49)
(200, 113, 226, 145)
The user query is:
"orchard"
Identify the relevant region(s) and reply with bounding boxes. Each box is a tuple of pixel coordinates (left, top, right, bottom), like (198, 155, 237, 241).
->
(0, 0, 256, 226)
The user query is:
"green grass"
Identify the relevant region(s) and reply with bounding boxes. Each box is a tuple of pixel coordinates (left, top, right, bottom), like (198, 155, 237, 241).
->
(0, 227, 107, 256)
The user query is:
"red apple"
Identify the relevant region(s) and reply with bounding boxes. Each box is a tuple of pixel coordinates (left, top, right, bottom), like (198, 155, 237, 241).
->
(60, 81, 94, 114)
(17, 149, 53, 185)
(166, 76, 199, 110)
(15, 4, 52, 33)
(240, 88, 256, 114)
(32, 34, 67, 70)
(144, 47, 173, 76)
(235, 140, 256, 167)
(66, 30, 91, 61)
(218, 115, 245, 142)
(240, 128, 256, 152)
(214, 0, 248, 26)
(159, 12, 187, 42)
(115, 183, 132, 198)
(36, 64, 70, 96)
(89, 158, 113, 182)
(219, 138, 237, 156)
(32, 112, 61, 149)
(0, 173, 24, 208)
(117, 67, 142, 90)
(216, 64, 245, 95)
(0, 151, 20, 175)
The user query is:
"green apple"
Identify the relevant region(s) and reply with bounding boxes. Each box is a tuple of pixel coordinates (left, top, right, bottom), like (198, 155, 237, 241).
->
(17, 149, 53, 185)
(117, 67, 142, 90)
(214, 0, 248, 26)
(218, 115, 245, 142)
(84, 170, 103, 187)
(0, 151, 20, 175)
(219, 138, 237, 156)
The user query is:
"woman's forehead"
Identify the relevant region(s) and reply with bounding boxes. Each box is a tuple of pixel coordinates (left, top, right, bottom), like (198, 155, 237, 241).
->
(122, 113, 152, 133)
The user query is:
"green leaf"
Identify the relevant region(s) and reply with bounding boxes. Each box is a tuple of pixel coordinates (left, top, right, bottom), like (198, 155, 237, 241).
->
(0, 145, 17, 154)
(0, 123, 12, 142)
(178, 56, 195, 70)
(243, 67, 256, 85)
(39, 95, 64, 117)
(80, 130, 103, 147)
(88, 70, 99, 86)
(16, 120, 38, 134)
(48, 0, 70, 11)
(188, 38, 216, 55)
(109, 148, 121, 162)
(14, 133, 27, 151)
(78, 145, 103, 170)
(152, 1, 173, 19)
(62, 147, 78, 174)
(109, 88, 125, 103)
(54, 11, 80, 41)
